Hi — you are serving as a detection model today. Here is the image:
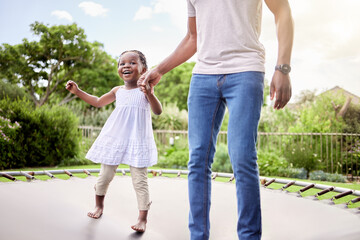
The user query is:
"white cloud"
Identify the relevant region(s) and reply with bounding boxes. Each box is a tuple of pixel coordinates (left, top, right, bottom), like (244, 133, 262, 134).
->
(133, 6, 153, 21)
(133, 0, 187, 34)
(51, 10, 73, 22)
(151, 25, 163, 32)
(79, 2, 108, 17)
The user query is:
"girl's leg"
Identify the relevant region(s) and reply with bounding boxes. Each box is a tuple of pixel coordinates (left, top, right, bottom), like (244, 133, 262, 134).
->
(130, 166, 151, 232)
(88, 164, 118, 219)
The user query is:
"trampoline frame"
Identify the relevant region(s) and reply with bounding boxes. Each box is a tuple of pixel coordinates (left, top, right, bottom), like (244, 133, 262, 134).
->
(1, 169, 360, 209)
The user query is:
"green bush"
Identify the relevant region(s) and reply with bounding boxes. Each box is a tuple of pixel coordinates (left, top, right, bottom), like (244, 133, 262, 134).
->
(276, 167, 308, 179)
(0, 98, 80, 169)
(156, 136, 189, 169)
(284, 145, 319, 178)
(309, 170, 346, 183)
(0, 80, 32, 101)
(212, 143, 233, 173)
(257, 149, 288, 176)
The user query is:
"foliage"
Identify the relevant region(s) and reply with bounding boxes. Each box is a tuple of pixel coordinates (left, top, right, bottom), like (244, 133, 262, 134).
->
(288, 94, 345, 133)
(0, 22, 119, 107)
(276, 167, 308, 179)
(155, 62, 195, 111)
(309, 170, 346, 183)
(156, 136, 189, 169)
(152, 103, 188, 130)
(66, 100, 115, 127)
(284, 145, 319, 178)
(212, 143, 233, 173)
(257, 149, 288, 176)
(0, 80, 32, 101)
(0, 98, 80, 169)
(259, 106, 297, 132)
(342, 104, 360, 133)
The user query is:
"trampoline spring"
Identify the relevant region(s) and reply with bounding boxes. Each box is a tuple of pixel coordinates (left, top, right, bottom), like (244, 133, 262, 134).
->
(264, 178, 276, 187)
(331, 190, 354, 201)
(21, 171, 35, 180)
(83, 169, 91, 176)
(44, 171, 55, 178)
(212, 173, 218, 180)
(346, 197, 360, 205)
(315, 187, 334, 197)
(229, 175, 235, 182)
(299, 184, 315, 193)
(64, 170, 73, 177)
(0, 172, 16, 181)
(281, 181, 296, 190)
(151, 170, 158, 177)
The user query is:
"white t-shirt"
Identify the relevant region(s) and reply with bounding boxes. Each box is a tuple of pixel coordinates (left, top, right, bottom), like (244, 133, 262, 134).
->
(187, 0, 265, 74)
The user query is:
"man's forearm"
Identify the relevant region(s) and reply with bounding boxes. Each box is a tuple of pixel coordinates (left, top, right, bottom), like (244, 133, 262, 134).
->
(275, 2, 294, 65)
(156, 17, 197, 75)
(157, 35, 197, 75)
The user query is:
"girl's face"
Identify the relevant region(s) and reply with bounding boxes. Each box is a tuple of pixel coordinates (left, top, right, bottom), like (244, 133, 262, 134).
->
(117, 52, 146, 84)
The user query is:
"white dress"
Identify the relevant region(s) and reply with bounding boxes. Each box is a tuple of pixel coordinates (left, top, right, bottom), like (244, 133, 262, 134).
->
(86, 87, 157, 167)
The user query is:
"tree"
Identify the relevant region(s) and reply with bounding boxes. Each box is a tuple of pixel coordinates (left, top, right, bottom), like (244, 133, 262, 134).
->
(0, 22, 119, 107)
(155, 62, 195, 111)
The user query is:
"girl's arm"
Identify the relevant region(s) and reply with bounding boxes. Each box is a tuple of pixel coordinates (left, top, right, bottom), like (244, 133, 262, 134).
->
(65, 80, 118, 108)
(144, 89, 162, 115)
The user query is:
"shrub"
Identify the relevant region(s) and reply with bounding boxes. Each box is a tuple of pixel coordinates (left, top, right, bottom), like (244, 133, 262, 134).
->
(276, 167, 308, 179)
(156, 136, 189, 169)
(309, 170, 346, 183)
(284, 145, 319, 178)
(0, 98, 80, 169)
(212, 143, 233, 173)
(257, 149, 288, 176)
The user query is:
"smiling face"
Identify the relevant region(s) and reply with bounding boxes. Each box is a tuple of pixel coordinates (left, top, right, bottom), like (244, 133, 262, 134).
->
(117, 52, 146, 86)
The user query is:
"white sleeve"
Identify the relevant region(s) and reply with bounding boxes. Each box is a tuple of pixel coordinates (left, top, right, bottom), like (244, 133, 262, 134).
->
(187, 0, 196, 17)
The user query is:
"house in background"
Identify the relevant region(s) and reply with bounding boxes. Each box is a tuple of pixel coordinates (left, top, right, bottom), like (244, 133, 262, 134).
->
(319, 86, 360, 105)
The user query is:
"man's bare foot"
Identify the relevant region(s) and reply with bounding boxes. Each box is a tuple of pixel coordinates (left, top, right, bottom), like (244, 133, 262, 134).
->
(87, 206, 103, 219)
(131, 219, 147, 233)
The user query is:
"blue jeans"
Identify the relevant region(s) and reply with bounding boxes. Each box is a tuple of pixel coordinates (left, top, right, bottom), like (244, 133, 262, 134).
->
(187, 72, 264, 240)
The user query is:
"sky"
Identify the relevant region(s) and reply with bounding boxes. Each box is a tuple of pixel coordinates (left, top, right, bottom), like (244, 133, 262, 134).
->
(1, 0, 360, 102)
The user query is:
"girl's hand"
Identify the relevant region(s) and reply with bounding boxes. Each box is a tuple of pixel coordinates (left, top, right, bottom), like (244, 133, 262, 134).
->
(65, 80, 79, 95)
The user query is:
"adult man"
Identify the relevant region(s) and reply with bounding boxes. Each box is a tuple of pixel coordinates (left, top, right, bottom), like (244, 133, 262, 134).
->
(139, 0, 293, 239)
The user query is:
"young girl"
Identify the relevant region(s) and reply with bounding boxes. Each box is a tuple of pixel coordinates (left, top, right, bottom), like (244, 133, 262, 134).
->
(65, 50, 162, 233)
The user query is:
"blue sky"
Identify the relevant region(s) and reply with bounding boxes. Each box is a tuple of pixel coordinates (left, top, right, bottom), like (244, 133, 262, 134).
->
(1, 0, 360, 101)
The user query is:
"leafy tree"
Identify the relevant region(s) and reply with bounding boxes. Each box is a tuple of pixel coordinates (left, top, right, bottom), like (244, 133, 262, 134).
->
(155, 62, 195, 111)
(0, 22, 119, 107)
(288, 94, 345, 133)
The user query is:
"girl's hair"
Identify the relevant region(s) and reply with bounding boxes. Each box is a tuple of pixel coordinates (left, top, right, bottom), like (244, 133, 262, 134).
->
(118, 50, 148, 70)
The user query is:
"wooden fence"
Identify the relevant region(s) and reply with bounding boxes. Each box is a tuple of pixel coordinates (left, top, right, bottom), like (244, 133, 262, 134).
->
(78, 126, 360, 177)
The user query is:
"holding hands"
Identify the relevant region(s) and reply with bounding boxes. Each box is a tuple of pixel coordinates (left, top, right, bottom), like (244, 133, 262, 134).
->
(137, 68, 162, 95)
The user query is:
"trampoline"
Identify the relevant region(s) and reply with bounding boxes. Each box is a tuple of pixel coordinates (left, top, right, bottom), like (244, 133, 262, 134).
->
(1, 169, 360, 240)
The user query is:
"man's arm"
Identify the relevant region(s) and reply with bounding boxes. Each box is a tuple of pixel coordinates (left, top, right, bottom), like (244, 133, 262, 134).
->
(265, 0, 294, 109)
(139, 17, 197, 93)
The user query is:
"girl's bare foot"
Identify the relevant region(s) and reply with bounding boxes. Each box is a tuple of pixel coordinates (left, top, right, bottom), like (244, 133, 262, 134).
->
(131, 210, 148, 232)
(131, 219, 147, 232)
(88, 195, 105, 219)
(87, 206, 103, 219)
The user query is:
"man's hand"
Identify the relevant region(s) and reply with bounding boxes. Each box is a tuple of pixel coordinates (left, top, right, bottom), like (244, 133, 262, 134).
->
(270, 71, 292, 109)
(138, 68, 163, 94)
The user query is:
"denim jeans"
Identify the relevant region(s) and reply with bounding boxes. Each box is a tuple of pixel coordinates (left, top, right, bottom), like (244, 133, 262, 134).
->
(187, 71, 264, 240)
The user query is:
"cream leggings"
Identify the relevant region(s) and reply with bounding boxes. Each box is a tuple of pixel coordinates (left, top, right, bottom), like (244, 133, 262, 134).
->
(95, 164, 151, 211)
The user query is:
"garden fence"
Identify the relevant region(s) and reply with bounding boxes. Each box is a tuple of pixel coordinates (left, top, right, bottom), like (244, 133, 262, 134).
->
(78, 126, 360, 177)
